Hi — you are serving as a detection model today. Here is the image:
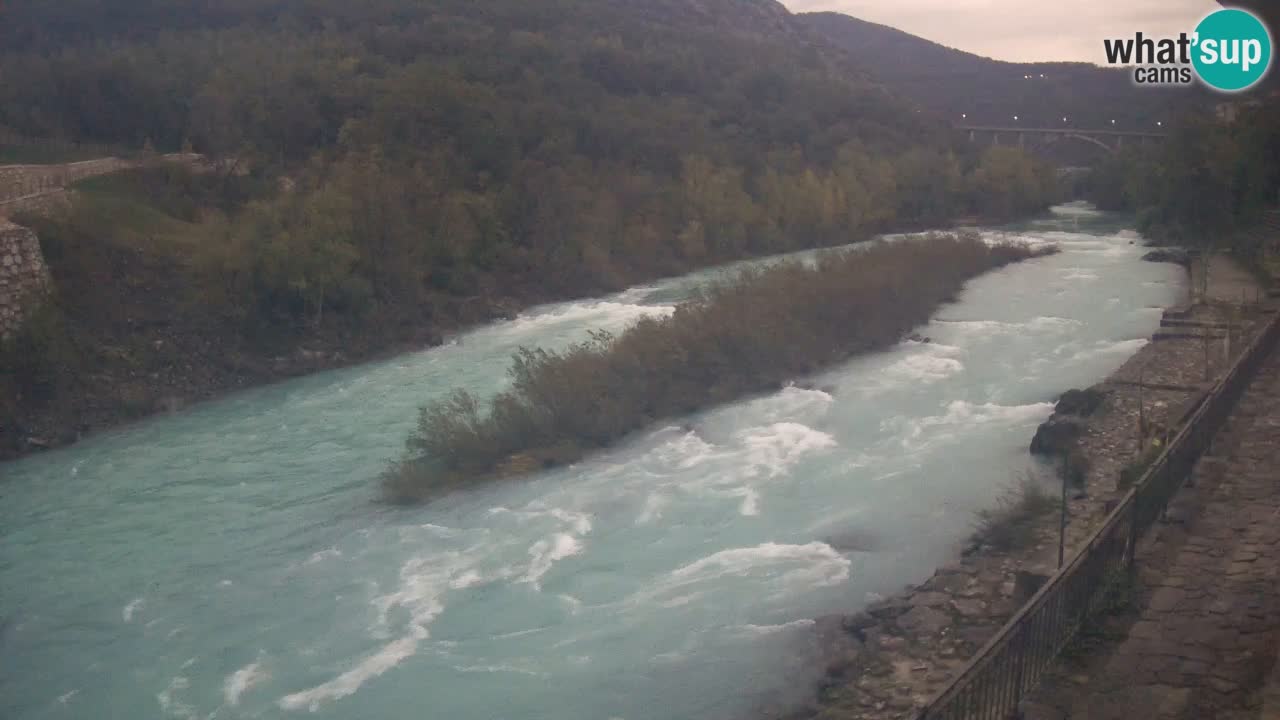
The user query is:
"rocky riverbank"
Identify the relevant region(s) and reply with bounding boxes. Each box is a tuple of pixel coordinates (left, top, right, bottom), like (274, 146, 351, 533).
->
(779, 255, 1275, 719)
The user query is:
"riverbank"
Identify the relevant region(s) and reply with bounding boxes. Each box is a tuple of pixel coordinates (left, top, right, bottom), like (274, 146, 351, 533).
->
(0, 200, 1036, 464)
(779, 253, 1275, 719)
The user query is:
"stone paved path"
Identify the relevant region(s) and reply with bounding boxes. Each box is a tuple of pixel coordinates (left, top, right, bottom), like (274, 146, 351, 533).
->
(1025, 340, 1280, 720)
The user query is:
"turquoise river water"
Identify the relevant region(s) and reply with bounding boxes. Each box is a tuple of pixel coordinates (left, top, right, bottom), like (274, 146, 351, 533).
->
(0, 204, 1184, 720)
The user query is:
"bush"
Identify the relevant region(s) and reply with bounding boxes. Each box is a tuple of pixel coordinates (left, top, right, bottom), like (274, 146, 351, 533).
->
(385, 232, 1055, 502)
(973, 475, 1058, 551)
(1118, 444, 1164, 490)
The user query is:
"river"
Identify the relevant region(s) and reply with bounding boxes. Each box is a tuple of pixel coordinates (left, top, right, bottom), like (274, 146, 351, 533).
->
(0, 204, 1184, 720)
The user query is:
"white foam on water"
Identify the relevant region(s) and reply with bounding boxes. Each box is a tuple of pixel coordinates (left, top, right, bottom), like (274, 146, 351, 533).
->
(450, 569, 485, 589)
(935, 316, 1079, 340)
(156, 676, 195, 719)
(504, 301, 674, 336)
(304, 547, 342, 565)
(663, 432, 726, 471)
(636, 492, 669, 524)
(56, 689, 80, 705)
(886, 401, 1054, 453)
(418, 523, 464, 538)
(489, 626, 548, 640)
(451, 663, 548, 677)
(636, 420, 835, 518)
(1051, 201, 1104, 217)
(736, 423, 836, 480)
(279, 546, 495, 712)
(123, 597, 144, 623)
(223, 657, 269, 707)
(522, 533, 585, 588)
(753, 385, 835, 424)
(887, 353, 965, 384)
(278, 637, 418, 712)
(488, 505, 594, 535)
(1027, 316, 1083, 331)
(1063, 338, 1149, 363)
(643, 542, 852, 604)
(728, 619, 815, 637)
(1062, 269, 1100, 281)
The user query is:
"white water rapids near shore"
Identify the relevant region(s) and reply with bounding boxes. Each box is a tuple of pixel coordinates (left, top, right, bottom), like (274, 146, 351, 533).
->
(0, 204, 1185, 720)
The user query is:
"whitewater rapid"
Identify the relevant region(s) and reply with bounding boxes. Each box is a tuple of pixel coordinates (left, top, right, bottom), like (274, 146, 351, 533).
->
(0, 204, 1184, 720)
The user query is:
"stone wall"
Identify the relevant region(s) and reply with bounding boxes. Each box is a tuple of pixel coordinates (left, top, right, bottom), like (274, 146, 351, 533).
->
(0, 157, 135, 204)
(0, 220, 51, 340)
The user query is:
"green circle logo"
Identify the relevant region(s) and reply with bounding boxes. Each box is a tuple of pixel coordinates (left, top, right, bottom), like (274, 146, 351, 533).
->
(1192, 8, 1272, 92)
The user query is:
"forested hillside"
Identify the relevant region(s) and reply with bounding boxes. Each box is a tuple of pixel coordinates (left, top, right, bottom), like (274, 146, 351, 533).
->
(799, 12, 1191, 130)
(0, 0, 1060, 457)
(1084, 101, 1280, 252)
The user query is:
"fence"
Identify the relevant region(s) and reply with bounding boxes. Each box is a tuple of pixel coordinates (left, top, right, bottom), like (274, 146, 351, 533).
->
(915, 309, 1280, 720)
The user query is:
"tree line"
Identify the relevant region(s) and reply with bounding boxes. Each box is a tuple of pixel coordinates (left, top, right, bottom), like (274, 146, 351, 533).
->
(0, 0, 1061, 455)
(0, 0, 1061, 334)
(1084, 100, 1280, 257)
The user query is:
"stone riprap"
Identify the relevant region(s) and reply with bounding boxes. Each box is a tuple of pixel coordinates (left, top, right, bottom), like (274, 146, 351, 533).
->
(0, 219, 51, 340)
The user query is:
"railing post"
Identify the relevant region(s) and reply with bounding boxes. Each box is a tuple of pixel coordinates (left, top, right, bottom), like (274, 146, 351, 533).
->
(1127, 495, 1139, 575)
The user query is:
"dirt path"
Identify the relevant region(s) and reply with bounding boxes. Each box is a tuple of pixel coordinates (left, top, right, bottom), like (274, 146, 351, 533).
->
(1024, 344, 1280, 720)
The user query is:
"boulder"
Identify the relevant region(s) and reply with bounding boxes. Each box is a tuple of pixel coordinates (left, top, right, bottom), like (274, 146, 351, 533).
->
(1029, 417, 1082, 456)
(1054, 387, 1106, 417)
(1142, 248, 1191, 267)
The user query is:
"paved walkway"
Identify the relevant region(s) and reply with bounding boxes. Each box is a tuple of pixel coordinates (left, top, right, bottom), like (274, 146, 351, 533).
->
(1025, 341, 1280, 720)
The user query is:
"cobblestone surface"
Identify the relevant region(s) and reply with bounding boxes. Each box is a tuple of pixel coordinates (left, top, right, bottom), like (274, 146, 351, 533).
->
(782, 258, 1274, 720)
(1024, 341, 1280, 720)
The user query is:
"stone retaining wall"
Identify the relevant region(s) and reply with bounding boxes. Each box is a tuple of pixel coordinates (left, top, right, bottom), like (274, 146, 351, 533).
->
(0, 220, 51, 340)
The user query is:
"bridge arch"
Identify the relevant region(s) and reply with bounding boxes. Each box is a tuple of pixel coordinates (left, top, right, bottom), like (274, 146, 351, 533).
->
(1058, 133, 1117, 154)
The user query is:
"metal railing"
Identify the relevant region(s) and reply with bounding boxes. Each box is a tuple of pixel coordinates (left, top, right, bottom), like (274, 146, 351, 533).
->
(915, 309, 1280, 720)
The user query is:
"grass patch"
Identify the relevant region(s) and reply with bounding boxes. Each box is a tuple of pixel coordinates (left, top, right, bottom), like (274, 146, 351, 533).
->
(385, 232, 1056, 503)
(972, 475, 1059, 551)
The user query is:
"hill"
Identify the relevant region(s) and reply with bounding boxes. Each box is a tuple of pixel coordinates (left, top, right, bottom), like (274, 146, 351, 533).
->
(0, 0, 1063, 458)
(798, 11, 1191, 130)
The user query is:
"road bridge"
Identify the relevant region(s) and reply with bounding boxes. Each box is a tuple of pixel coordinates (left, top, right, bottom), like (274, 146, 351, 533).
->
(959, 125, 1170, 154)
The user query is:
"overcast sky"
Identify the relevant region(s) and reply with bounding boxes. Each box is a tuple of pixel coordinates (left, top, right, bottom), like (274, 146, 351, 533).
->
(780, 0, 1223, 64)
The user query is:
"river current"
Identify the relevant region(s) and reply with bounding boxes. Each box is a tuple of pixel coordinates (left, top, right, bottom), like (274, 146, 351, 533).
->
(0, 204, 1184, 720)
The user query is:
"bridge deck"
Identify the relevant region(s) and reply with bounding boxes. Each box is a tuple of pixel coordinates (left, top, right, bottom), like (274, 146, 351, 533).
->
(958, 125, 1169, 138)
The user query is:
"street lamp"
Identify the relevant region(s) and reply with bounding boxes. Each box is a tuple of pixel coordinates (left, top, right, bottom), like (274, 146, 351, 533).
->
(1014, 115, 1020, 122)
